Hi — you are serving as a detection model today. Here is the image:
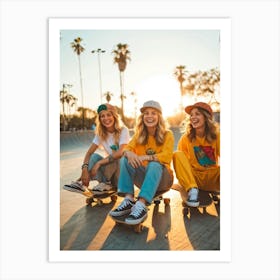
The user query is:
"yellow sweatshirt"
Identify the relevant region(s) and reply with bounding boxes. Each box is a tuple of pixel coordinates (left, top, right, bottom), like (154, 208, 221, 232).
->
(177, 131, 220, 171)
(125, 130, 174, 176)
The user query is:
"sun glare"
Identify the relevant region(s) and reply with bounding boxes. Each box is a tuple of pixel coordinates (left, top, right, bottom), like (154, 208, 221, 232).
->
(134, 74, 181, 117)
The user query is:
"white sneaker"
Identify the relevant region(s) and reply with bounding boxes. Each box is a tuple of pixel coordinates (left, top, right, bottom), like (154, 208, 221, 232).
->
(63, 181, 92, 197)
(92, 182, 113, 194)
(186, 187, 199, 207)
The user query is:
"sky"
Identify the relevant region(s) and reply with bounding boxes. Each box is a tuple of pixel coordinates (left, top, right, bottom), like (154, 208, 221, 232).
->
(60, 29, 220, 117)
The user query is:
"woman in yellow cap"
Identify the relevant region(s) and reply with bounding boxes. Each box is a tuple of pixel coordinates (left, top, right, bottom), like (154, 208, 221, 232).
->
(63, 103, 130, 196)
(109, 100, 174, 225)
(173, 102, 220, 207)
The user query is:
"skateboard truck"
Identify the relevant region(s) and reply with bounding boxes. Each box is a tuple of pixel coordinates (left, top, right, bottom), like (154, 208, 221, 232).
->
(86, 190, 118, 206)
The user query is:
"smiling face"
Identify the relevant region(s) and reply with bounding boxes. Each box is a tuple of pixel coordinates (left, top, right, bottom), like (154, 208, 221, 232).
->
(142, 108, 159, 129)
(99, 110, 115, 131)
(190, 108, 206, 130)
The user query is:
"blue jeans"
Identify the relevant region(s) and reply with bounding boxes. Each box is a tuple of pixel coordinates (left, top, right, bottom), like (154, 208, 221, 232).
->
(88, 153, 120, 186)
(118, 157, 173, 204)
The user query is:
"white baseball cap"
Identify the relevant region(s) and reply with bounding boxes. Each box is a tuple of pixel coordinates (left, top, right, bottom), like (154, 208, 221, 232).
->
(140, 100, 162, 113)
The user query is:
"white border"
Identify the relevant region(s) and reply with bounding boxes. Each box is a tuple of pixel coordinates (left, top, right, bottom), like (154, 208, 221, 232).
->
(49, 18, 231, 262)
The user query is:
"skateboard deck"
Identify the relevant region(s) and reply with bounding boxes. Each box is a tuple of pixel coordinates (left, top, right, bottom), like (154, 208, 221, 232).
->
(182, 189, 220, 216)
(110, 213, 148, 233)
(86, 189, 118, 206)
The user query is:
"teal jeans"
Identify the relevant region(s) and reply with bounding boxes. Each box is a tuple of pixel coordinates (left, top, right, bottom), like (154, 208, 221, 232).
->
(117, 157, 173, 204)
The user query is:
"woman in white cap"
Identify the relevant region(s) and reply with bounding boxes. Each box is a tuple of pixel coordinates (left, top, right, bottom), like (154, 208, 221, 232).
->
(173, 102, 220, 207)
(109, 100, 174, 225)
(63, 103, 130, 196)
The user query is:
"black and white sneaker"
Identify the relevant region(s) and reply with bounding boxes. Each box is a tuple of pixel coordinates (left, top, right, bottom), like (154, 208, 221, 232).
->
(92, 182, 113, 194)
(186, 187, 199, 207)
(63, 181, 92, 197)
(109, 198, 135, 217)
(125, 201, 147, 225)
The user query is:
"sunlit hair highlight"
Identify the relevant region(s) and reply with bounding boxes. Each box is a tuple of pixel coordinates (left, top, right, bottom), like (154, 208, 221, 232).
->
(134, 110, 167, 146)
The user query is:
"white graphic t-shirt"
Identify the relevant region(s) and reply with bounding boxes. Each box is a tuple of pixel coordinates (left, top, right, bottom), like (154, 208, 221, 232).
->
(92, 127, 130, 156)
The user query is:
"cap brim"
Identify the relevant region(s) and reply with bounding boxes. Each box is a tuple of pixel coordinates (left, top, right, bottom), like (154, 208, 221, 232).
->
(140, 106, 161, 113)
(185, 105, 194, 114)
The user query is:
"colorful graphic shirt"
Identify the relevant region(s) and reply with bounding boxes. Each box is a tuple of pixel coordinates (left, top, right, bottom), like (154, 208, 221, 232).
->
(177, 131, 220, 170)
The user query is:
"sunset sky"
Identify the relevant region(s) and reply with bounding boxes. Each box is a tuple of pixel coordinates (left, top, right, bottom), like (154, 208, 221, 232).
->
(60, 25, 220, 117)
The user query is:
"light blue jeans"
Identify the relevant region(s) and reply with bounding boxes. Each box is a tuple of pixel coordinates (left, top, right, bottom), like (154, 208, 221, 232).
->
(118, 157, 173, 204)
(88, 153, 119, 186)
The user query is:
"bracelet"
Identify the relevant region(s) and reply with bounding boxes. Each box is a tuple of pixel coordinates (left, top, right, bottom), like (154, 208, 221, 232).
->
(81, 163, 89, 169)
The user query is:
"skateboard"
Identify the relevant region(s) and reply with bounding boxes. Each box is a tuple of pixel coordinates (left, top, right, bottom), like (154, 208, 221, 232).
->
(110, 213, 148, 233)
(109, 189, 170, 233)
(182, 189, 220, 216)
(152, 189, 171, 205)
(86, 189, 118, 206)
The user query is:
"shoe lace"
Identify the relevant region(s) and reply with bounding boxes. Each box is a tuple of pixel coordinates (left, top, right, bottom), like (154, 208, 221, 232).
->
(131, 202, 145, 217)
(71, 181, 83, 189)
(117, 198, 132, 210)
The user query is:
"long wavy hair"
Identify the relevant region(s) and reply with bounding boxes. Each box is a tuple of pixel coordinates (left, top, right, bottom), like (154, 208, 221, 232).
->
(95, 109, 123, 144)
(134, 110, 167, 146)
(185, 108, 218, 143)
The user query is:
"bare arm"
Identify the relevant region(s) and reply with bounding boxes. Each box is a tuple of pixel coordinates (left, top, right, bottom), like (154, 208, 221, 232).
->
(80, 143, 98, 186)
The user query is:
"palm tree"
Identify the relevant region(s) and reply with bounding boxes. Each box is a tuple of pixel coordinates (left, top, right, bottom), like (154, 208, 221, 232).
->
(71, 37, 85, 128)
(60, 86, 77, 130)
(183, 68, 220, 102)
(65, 94, 78, 117)
(104, 91, 113, 103)
(174, 65, 187, 110)
(112, 43, 131, 118)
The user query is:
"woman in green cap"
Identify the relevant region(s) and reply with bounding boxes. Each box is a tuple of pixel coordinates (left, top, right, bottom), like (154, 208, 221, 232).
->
(63, 103, 130, 196)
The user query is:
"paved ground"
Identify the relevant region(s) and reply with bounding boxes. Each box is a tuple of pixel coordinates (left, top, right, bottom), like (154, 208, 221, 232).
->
(60, 129, 220, 251)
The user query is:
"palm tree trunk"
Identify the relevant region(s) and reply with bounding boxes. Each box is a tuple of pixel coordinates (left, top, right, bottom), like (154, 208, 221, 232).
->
(119, 71, 124, 119)
(78, 55, 85, 128)
(180, 82, 184, 111)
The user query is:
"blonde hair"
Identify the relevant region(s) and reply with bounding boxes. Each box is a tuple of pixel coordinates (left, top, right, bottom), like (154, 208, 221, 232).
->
(96, 109, 123, 144)
(134, 110, 167, 146)
(185, 108, 218, 143)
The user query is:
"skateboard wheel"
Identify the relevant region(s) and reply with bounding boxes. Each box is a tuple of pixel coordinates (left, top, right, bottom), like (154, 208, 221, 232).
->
(86, 197, 93, 205)
(182, 201, 187, 207)
(97, 199, 103, 206)
(183, 207, 189, 216)
(212, 194, 219, 202)
(154, 199, 161, 205)
(134, 224, 143, 233)
(163, 198, 170, 205)
(111, 195, 118, 202)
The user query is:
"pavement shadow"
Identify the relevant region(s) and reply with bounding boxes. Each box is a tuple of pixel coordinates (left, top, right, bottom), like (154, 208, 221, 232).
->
(146, 203, 171, 249)
(183, 204, 220, 250)
(100, 202, 171, 250)
(172, 183, 220, 250)
(60, 201, 116, 250)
